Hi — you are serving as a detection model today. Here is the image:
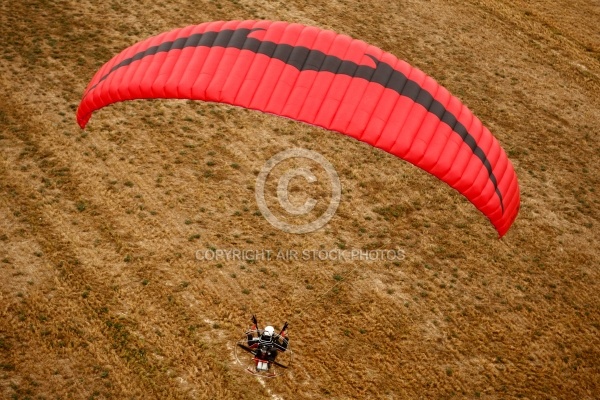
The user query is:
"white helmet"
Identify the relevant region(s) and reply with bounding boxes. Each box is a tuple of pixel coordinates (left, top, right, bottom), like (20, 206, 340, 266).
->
(263, 326, 275, 337)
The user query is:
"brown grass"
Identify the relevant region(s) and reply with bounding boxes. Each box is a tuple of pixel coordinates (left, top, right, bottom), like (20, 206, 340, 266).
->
(0, 0, 598, 398)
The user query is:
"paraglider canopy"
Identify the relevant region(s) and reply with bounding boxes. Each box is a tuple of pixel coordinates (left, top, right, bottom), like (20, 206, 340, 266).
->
(76, 20, 519, 236)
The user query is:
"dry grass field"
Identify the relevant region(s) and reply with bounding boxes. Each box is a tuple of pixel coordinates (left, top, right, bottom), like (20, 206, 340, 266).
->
(1, 0, 599, 398)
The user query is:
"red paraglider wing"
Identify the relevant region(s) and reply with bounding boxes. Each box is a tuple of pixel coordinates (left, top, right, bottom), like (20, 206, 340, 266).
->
(77, 20, 519, 236)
